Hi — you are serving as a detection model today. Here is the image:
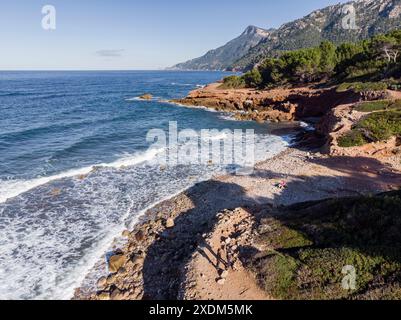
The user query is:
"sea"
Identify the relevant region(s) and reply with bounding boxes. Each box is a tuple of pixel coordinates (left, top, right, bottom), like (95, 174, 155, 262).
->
(0, 71, 295, 299)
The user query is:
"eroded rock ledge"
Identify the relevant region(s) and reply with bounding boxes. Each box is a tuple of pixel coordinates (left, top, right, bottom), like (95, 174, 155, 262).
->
(171, 83, 358, 123)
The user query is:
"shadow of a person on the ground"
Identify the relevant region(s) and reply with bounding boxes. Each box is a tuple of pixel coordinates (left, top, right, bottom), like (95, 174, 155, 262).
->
(141, 179, 269, 300)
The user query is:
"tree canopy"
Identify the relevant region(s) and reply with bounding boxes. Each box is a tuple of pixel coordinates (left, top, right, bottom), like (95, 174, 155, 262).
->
(224, 30, 401, 89)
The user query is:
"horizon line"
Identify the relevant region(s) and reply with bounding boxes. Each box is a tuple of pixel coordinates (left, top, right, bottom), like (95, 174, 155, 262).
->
(0, 69, 231, 72)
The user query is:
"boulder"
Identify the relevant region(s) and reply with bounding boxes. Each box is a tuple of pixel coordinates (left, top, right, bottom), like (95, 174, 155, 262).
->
(243, 99, 254, 109)
(97, 276, 108, 290)
(139, 94, 153, 100)
(134, 230, 145, 241)
(97, 292, 110, 300)
(220, 270, 229, 278)
(121, 230, 131, 238)
(108, 254, 126, 273)
(110, 288, 124, 300)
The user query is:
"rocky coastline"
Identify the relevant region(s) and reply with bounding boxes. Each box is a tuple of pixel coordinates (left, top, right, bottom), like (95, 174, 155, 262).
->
(73, 82, 401, 301)
(171, 82, 359, 123)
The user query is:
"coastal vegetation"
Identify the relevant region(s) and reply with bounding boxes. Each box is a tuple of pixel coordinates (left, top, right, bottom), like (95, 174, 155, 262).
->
(250, 190, 401, 300)
(338, 110, 401, 147)
(222, 30, 401, 89)
(336, 82, 388, 93)
(220, 75, 246, 89)
(354, 99, 401, 112)
(219, 30, 401, 149)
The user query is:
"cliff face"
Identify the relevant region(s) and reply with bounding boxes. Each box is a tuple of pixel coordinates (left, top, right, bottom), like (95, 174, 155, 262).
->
(172, 0, 401, 71)
(171, 26, 272, 71)
(171, 83, 359, 123)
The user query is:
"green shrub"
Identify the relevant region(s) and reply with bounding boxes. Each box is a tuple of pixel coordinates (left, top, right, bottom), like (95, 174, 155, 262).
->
(336, 82, 353, 92)
(389, 100, 401, 110)
(355, 100, 401, 112)
(357, 111, 401, 141)
(339, 110, 401, 147)
(338, 130, 367, 147)
(337, 82, 388, 93)
(355, 100, 391, 112)
(352, 82, 388, 93)
(250, 191, 401, 300)
(219, 75, 245, 89)
(243, 69, 262, 88)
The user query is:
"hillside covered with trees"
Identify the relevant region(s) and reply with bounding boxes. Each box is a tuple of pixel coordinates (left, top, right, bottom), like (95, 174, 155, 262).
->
(173, 0, 401, 71)
(222, 30, 401, 89)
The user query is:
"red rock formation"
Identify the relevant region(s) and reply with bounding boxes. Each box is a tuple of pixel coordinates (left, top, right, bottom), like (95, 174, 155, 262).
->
(172, 83, 359, 123)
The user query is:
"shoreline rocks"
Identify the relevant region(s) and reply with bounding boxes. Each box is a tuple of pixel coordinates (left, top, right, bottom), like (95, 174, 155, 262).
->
(139, 94, 153, 100)
(171, 83, 358, 123)
(107, 253, 127, 274)
(72, 83, 401, 301)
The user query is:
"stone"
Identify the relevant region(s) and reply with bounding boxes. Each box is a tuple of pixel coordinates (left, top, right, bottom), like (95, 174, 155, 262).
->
(243, 100, 254, 109)
(107, 274, 116, 284)
(117, 267, 126, 275)
(165, 218, 175, 228)
(139, 94, 153, 100)
(97, 276, 108, 289)
(97, 292, 110, 300)
(110, 288, 124, 300)
(220, 270, 229, 278)
(216, 278, 226, 285)
(122, 230, 131, 238)
(108, 254, 126, 273)
(131, 255, 145, 266)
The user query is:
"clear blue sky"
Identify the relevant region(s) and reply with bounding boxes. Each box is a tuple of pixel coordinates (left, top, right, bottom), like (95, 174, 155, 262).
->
(0, 0, 350, 70)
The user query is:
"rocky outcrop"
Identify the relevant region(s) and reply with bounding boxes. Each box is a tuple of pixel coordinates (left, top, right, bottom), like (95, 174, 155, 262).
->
(108, 254, 127, 274)
(359, 90, 390, 101)
(139, 94, 153, 100)
(316, 98, 401, 168)
(172, 83, 359, 123)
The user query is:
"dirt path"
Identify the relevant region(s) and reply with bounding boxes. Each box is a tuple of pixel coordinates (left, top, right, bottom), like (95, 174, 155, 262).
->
(181, 208, 271, 300)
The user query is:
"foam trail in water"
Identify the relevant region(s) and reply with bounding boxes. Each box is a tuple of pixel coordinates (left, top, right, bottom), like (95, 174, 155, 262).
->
(0, 148, 164, 204)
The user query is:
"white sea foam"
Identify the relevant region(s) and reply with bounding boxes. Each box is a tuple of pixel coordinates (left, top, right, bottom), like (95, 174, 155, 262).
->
(299, 121, 315, 132)
(125, 97, 142, 101)
(125, 96, 160, 102)
(206, 132, 230, 141)
(0, 131, 290, 300)
(165, 100, 219, 112)
(0, 147, 164, 204)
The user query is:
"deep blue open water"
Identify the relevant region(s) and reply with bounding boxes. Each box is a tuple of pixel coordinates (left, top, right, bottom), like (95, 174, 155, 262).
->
(0, 71, 292, 299)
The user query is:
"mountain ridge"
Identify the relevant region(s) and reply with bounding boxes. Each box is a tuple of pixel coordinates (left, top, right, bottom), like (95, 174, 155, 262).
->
(170, 25, 272, 71)
(172, 0, 401, 71)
